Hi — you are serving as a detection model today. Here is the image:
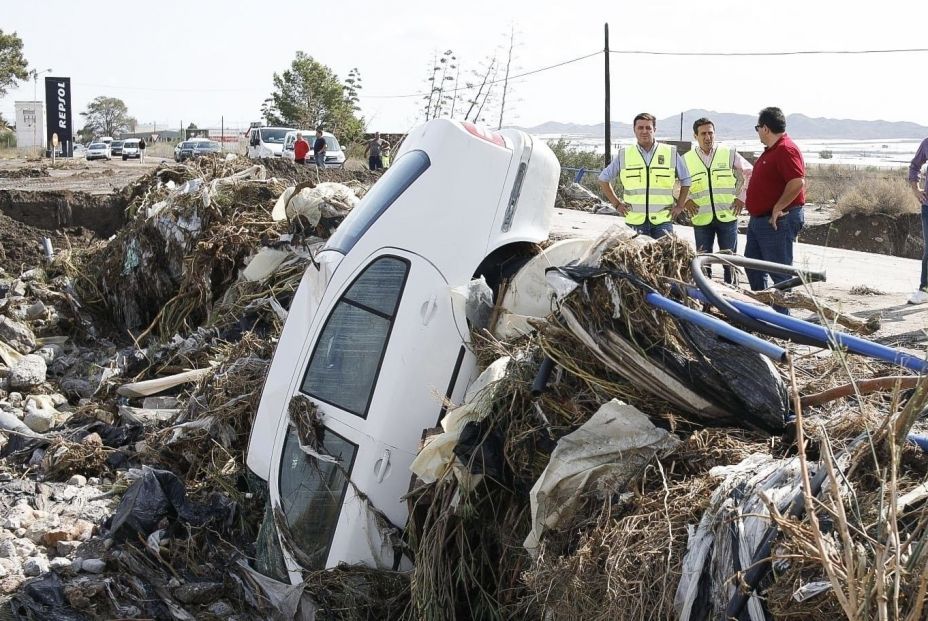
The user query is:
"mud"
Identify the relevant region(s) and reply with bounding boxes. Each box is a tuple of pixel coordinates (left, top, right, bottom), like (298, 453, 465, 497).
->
(0, 166, 49, 179)
(0, 190, 125, 238)
(799, 212, 922, 260)
(0, 211, 97, 271)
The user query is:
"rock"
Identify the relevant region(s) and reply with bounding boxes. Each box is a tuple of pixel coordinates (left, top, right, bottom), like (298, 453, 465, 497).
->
(0, 316, 36, 354)
(80, 558, 105, 574)
(67, 474, 87, 487)
(13, 538, 36, 557)
(49, 557, 72, 572)
(25, 302, 47, 320)
(0, 540, 17, 559)
(23, 403, 55, 433)
(3, 516, 21, 530)
(41, 529, 73, 547)
(56, 540, 81, 557)
(9, 355, 47, 389)
(173, 581, 224, 605)
(82, 432, 102, 447)
(0, 561, 6, 578)
(37, 345, 60, 365)
(8, 392, 22, 407)
(209, 600, 235, 616)
(87, 477, 100, 486)
(22, 555, 49, 576)
(69, 520, 94, 542)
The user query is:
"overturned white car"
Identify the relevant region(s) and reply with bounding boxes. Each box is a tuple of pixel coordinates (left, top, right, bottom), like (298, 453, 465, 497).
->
(246, 119, 561, 580)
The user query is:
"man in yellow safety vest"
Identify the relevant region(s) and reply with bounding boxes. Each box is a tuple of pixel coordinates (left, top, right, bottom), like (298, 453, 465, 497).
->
(598, 112, 691, 239)
(682, 117, 753, 283)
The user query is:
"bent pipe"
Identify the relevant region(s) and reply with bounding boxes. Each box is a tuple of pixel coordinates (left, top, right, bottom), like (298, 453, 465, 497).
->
(644, 292, 787, 362)
(690, 256, 825, 347)
(728, 298, 928, 375)
(531, 357, 556, 397)
(697, 254, 827, 286)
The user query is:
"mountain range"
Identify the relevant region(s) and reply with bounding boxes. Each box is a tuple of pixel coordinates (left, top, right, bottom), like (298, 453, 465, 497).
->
(523, 109, 928, 140)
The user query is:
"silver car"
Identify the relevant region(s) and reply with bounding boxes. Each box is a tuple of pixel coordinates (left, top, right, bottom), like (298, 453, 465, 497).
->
(86, 142, 111, 161)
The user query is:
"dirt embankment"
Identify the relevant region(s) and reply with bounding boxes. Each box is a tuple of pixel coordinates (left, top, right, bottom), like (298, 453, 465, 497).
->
(0, 190, 125, 238)
(800, 212, 923, 259)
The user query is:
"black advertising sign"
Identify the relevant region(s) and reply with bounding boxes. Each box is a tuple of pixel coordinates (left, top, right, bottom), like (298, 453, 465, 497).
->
(45, 77, 73, 157)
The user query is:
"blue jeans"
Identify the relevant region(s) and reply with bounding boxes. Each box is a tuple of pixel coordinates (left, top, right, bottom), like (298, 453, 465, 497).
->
(744, 207, 804, 291)
(693, 218, 738, 284)
(629, 220, 674, 239)
(314, 153, 326, 168)
(920, 204, 928, 289)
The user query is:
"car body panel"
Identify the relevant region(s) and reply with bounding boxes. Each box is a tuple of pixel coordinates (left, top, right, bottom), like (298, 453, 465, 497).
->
(246, 127, 294, 159)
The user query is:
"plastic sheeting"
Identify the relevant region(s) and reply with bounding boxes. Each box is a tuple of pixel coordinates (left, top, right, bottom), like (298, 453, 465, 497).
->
(410, 356, 510, 488)
(674, 454, 808, 621)
(271, 182, 359, 224)
(524, 399, 679, 556)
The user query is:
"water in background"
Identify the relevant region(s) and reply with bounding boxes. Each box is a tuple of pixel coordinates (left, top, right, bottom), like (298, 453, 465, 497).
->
(539, 135, 923, 169)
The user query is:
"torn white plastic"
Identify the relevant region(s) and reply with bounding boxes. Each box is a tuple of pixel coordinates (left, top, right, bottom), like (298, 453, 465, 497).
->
(117, 368, 212, 398)
(449, 277, 493, 330)
(524, 399, 679, 556)
(271, 182, 359, 223)
(242, 248, 292, 282)
(0, 339, 24, 367)
(410, 356, 510, 486)
(118, 405, 181, 425)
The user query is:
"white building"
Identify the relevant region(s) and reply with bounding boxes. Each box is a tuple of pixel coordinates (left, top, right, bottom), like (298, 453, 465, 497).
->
(15, 101, 45, 148)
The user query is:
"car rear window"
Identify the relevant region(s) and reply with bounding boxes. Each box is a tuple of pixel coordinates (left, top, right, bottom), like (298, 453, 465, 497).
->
(325, 150, 430, 255)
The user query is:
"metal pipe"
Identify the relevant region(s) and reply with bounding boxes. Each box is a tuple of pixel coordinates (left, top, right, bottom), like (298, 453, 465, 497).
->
(531, 357, 556, 396)
(644, 291, 786, 362)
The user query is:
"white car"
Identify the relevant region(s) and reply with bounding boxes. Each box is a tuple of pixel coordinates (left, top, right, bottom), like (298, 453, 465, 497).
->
(247, 119, 559, 580)
(246, 126, 294, 159)
(122, 138, 141, 160)
(282, 130, 346, 168)
(85, 142, 111, 161)
(72, 144, 87, 158)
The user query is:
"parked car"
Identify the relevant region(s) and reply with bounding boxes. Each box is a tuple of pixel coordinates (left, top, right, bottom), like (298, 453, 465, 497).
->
(72, 144, 87, 158)
(192, 140, 221, 158)
(99, 136, 113, 147)
(246, 119, 559, 579)
(122, 139, 141, 160)
(282, 130, 346, 168)
(85, 142, 111, 161)
(110, 140, 125, 156)
(245, 126, 293, 159)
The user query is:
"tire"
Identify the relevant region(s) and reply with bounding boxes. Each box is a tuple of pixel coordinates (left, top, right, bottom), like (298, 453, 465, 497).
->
(123, 155, 127, 161)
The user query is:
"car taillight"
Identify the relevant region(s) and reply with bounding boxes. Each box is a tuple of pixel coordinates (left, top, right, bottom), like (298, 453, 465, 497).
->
(461, 122, 508, 149)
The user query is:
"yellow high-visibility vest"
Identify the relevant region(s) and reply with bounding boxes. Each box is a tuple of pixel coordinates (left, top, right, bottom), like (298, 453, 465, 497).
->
(618, 143, 677, 226)
(682, 146, 738, 226)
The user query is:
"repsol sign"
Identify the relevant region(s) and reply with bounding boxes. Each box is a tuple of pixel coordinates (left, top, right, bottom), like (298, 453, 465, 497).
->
(44, 77, 73, 157)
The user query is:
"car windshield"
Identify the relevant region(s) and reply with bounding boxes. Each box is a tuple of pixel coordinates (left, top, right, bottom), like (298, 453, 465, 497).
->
(89, 143, 105, 149)
(260, 128, 289, 144)
(180, 142, 194, 149)
(112, 141, 123, 147)
(197, 142, 220, 150)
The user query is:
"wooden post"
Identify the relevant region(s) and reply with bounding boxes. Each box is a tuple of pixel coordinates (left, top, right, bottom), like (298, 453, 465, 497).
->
(604, 23, 611, 167)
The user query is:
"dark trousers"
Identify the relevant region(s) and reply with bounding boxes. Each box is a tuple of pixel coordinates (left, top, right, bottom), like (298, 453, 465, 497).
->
(920, 204, 928, 289)
(693, 218, 738, 284)
(744, 207, 804, 291)
(314, 153, 326, 168)
(629, 220, 673, 239)
(369, 155, 383, 170)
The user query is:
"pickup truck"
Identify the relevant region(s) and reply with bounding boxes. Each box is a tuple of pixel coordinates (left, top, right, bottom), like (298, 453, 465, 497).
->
(246, 118, 561, 580)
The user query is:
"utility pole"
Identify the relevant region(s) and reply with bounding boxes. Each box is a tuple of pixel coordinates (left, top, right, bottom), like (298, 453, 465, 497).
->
(679, 112, 683, 141)
(604, 23, 611, 166)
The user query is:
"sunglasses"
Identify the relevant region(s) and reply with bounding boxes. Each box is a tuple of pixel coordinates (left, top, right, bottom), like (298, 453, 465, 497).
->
(754, 124, 763, 131)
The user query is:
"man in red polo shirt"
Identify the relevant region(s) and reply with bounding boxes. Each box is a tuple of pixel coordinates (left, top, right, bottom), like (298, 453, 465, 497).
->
(293, 132, 310, 164)
(744, 107, 806, 291)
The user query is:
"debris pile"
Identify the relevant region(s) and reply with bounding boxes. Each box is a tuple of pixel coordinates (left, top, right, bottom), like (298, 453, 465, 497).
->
(1, 156, 928, 621)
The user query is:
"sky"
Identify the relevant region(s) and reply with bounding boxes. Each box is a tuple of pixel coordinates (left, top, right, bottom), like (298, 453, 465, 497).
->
(3, 0, 928, 136)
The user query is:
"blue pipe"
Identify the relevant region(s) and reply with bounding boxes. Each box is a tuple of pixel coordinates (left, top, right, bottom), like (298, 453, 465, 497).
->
(683, 284, 928, 374)
(573, 167, 587, 183)
(908, 434, 928, 452)
(644, 291, 787, 362)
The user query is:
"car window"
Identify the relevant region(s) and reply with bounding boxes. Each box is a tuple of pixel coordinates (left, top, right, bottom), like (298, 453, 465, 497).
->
(278, 425, 357, 570)
(260, 128, 289, 144)
(325, 150, 430, 255)
(89, 143, 104, 149)
(300, 256, 409, 417)
(324, 136, 341, 151)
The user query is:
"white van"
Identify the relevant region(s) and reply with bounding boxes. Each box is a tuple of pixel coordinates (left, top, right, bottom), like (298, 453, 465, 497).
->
(246, 119, 559, 580)
(99, 136, 113, 147)
(282, 130, 346, 168)
(246, 126, 294, 159)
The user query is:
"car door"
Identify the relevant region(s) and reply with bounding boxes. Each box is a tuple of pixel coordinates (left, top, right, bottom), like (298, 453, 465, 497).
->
(267, 248, 475, 579)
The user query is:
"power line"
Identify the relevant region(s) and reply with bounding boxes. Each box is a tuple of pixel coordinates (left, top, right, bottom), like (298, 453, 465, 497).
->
(609, 47, 928, 57)
(361, 50, 602, 100)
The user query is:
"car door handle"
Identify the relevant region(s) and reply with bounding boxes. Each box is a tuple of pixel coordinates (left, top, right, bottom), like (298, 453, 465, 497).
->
(373, 449, 391, 483)
(420, 296, 438, 325)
